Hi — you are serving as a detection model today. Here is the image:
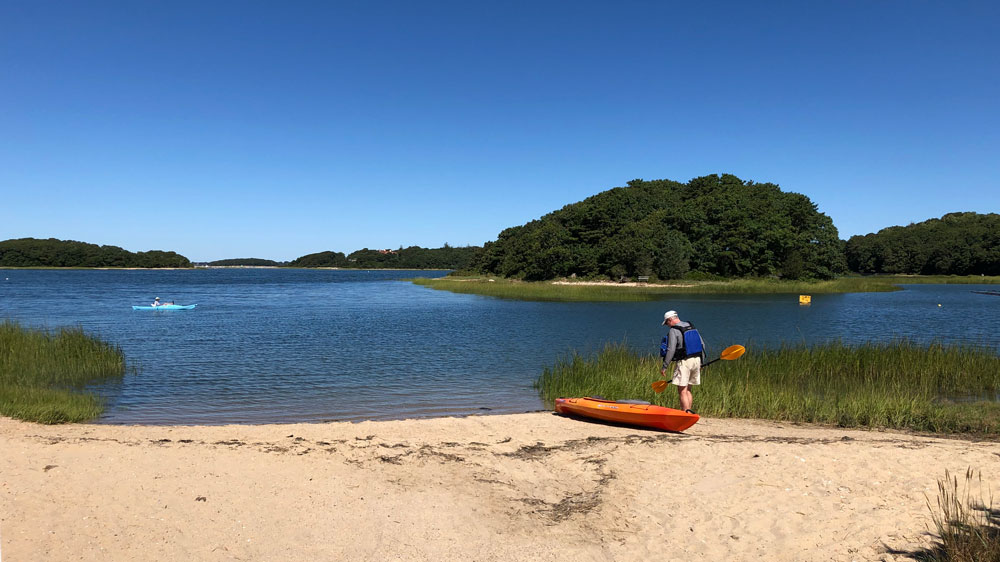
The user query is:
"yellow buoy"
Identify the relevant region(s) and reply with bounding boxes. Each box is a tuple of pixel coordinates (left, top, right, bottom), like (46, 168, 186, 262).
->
(799, 295, 811, 305)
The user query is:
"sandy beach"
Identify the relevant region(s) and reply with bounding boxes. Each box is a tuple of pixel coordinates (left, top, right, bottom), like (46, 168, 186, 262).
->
(2, 413, 997, 562)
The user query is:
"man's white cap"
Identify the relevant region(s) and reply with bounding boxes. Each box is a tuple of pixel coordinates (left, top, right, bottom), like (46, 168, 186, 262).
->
(662, 310, 678, 325)
(154, 297, 160, 300)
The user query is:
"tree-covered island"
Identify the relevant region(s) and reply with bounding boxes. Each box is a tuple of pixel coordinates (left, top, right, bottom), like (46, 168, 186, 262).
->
(474, 174, 846, 281)
(413, 175, 999, 300)
(0, 238, 191, 268)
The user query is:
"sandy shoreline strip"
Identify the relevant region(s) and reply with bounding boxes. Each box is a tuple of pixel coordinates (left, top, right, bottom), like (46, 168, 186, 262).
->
(550, 280, 697, 287)
(2, 413, 997, 561)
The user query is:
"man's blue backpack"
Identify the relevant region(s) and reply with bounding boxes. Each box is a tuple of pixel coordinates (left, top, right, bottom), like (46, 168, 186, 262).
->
(660, 324, 703, 359)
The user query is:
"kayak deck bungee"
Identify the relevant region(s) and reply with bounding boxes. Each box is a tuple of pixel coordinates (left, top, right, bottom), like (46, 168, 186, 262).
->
(554, 396, 700, 432)
(131, 304, 198, 310)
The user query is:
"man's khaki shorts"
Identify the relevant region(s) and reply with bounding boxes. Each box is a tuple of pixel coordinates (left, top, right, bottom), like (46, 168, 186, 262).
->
(671, 356, 702, 387)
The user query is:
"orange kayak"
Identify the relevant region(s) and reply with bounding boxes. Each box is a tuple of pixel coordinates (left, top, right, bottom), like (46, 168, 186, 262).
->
(554, 397, 700, 432)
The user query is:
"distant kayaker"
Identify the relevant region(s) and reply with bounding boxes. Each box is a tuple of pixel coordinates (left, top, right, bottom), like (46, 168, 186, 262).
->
(660, 310, 706, 414)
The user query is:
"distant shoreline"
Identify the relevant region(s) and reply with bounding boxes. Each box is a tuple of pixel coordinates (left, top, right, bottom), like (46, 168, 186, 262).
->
(411, 274, 1000, 301)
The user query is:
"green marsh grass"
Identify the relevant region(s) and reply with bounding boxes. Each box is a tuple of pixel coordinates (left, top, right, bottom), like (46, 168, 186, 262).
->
(0, 320, 130, 423)
(413, 275, 1000, 302)
(879, 275, 1000, 286)
(536, 340, 1000, 435)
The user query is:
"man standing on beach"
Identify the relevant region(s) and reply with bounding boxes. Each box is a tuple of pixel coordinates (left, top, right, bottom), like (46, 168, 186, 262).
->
(660, 310, 706, 414)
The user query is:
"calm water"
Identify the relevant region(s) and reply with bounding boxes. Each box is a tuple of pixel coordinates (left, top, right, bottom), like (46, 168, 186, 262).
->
(1, 269, 998, 424)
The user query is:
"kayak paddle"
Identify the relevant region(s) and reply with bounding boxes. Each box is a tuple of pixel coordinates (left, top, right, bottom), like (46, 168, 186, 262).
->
(651, 344, 746, 393)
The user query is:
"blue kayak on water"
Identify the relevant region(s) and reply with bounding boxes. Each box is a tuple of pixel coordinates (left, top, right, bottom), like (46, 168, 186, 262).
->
(132, 304, 198, 310)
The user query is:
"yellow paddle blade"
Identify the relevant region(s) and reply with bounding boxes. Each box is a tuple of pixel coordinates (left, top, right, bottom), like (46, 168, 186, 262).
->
(651, 380, 668, 393)
(720, 344, 746, 360)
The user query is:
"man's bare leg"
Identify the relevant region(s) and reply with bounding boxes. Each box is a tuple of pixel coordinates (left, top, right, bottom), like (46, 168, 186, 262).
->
(678, 385, 693, 412)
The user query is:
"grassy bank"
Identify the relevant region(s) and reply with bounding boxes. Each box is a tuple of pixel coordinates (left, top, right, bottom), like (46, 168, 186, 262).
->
(412, 275, 1000, 302)
(537, 341, 1000, 435)
(0, 321, 129, 423)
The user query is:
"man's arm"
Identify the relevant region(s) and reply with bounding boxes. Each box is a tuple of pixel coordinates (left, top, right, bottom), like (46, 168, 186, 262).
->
(661, 329, 679, 371)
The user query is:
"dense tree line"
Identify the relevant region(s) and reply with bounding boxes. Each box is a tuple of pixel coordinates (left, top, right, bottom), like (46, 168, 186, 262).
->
(475, 175, 846, 280)
(287, 251, 350, 268)
(846, 212, 1000, 275)
(288, 244, 481, 269)
(206, 258, 282, 266)
(0, 238, 191, 268)
(5, 193, 994, 278)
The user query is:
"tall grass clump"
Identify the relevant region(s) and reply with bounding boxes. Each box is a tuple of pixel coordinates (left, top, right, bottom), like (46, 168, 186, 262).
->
(917, 468, 1000, 561)
(537, 340, 1000, 435)
(0, 320, 129, 423)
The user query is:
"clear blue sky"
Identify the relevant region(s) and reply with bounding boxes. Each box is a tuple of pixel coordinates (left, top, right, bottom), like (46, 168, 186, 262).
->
(2, 1, 997, 262)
